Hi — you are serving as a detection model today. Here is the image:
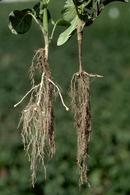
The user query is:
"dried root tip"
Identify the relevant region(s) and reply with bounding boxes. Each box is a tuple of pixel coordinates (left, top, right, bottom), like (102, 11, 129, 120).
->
(70, 71, 91, 185)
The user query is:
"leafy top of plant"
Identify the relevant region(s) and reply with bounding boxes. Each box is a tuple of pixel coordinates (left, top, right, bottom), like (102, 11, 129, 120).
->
(8, 1, 51, 35)
(57, 0, 128, 46)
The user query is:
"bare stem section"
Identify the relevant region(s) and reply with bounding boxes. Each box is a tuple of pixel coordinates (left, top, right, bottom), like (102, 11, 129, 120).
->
(70, 71, 91, 185)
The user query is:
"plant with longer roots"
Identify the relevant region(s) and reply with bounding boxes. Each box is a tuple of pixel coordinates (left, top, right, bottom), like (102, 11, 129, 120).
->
(9, 0, 69, 186)
(8, 0, 128, 187)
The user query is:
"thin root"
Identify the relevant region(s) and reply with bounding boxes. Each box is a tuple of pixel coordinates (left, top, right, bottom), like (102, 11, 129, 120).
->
(14, 84, 40, 108)
(48, 78, 69, 111)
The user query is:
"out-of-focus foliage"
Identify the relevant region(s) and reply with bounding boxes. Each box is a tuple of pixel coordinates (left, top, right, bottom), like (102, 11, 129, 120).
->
(0, 1, 130, 195)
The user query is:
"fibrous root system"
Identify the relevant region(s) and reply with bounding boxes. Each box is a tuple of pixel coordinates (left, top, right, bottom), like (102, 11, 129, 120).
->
(71, 71, 91, 185)
(16, 48, 68, 186)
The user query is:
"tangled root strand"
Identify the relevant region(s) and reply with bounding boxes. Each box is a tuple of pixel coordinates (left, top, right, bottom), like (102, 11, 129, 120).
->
(20, 48, 55, 186)
(70, 71, 91, 186)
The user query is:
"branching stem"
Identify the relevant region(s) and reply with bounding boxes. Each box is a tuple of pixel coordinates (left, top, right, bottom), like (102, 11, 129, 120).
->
(29, 13, 45, 35)
(50, 22, 57, 42)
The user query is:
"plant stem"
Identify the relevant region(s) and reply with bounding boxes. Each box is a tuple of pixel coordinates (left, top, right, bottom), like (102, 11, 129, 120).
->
(77, 25, 83, 73)
(43, 8, 49, 61)
(77, 24, 84, 74)
(50, 22, 57, 42)
(29, 13, 45, 35)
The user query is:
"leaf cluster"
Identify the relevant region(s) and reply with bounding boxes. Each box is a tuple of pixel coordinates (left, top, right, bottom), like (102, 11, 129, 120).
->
(9, 1, 51, 35)
(57, 0, 128, 45)
(8, 0, 128, 45)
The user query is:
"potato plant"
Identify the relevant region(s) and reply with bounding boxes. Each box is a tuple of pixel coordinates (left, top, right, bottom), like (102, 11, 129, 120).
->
(7, 0, 128, 187)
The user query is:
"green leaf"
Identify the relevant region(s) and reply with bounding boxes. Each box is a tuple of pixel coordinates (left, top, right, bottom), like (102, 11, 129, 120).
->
(73, 0, 95, 22)
(33, 3, 42, 19)
(62, 0, 77, 23)
(9, 9, 32, 35)
(73, 0, 91, 6)
(56, 19, 70, 27)
(57, 16, 79, 46)
(33, 2, 51, 23)
(42, 0, 50, 5)
(73, 0, 128, 26)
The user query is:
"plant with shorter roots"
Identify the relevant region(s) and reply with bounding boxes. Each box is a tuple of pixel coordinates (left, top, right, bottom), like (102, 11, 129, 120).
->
(9, 0, 69, 186)
(57, 0, 128, 185)
(8, 0, 128, 187)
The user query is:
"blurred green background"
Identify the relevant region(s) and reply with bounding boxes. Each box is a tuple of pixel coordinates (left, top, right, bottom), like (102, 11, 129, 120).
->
(0, 1, 130, 195)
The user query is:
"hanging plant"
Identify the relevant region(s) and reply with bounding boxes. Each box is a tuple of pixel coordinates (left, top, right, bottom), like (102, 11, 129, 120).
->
(57, 0, 128, 186)
(9, 0, 69, 186)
